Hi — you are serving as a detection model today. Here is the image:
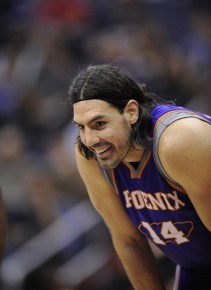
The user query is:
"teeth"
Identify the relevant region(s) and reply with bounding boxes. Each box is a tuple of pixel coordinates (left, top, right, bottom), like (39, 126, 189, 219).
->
(95, 145, 112, 154)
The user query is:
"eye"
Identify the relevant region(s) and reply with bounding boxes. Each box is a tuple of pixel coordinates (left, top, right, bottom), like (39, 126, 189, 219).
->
(95, 121, 106, 128)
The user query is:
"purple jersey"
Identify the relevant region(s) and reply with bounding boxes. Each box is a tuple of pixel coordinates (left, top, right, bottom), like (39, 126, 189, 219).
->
(102, 105, 211, 268)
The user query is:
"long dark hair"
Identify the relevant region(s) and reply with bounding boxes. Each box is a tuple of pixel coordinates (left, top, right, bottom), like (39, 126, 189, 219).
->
(65, 64, 173, 159)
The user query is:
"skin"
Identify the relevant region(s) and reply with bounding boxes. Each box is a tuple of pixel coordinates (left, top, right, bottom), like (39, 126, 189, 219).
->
(73, 98, 211, 289)
(158, 117, 211, 231)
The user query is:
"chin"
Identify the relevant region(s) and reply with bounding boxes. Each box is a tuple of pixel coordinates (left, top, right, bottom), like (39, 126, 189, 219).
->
(98, 159, 120, 169)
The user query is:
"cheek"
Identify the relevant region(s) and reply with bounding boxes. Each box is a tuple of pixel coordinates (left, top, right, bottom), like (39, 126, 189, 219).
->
(109, 133, 126, 146)
(107, 131, 121, 144)
(108, 133, 116, 141)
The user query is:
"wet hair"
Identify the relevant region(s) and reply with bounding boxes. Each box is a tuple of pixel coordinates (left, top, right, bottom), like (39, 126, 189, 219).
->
(65, 64, 173, 159)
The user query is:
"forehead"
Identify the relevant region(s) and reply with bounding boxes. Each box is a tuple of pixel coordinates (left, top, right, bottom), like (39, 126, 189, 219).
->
(73, 99, 118, 123)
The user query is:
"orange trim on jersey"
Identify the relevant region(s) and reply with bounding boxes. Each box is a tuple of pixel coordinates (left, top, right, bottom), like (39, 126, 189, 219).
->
(166, 179, 186, 194)
(121, 151, 151, 180)
(122, 160, 136, 179)
(175, 221, 194, 238)
(138, 150, 151, 178)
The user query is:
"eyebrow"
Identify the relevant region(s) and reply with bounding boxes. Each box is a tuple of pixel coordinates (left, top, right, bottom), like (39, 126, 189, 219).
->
(73, 114, 106, 126)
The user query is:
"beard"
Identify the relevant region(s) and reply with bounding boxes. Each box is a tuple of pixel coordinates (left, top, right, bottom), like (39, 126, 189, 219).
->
(95, 123, 133, 169)
(96, 141, 132, 169)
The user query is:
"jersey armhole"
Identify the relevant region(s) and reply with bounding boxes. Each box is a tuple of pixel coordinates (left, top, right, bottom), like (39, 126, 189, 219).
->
(153, 111, 210, 192)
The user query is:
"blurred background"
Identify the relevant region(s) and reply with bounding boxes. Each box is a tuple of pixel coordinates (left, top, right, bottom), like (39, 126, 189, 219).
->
(0, 0, 210, 289)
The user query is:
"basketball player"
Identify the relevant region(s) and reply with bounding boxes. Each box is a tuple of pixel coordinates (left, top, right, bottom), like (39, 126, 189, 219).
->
(65, 64, 211, 290)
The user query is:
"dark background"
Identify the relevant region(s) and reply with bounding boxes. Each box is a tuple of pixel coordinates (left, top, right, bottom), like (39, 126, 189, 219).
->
(0, 1, 210, 289)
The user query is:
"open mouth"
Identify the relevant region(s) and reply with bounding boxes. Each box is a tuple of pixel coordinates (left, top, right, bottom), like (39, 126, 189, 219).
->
(93, 144, 113, 158)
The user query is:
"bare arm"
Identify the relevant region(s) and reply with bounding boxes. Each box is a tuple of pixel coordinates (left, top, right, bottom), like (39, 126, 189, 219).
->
(159, 118, 211, 231)
(0, 188, 8, 262)
(75, 146, 165, 290)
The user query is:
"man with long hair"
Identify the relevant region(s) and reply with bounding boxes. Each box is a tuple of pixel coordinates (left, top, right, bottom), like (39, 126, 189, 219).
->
(66, 64, 211, 290)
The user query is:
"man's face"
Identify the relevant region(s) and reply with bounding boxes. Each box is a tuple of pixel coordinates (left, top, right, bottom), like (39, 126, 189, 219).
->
(73, 99, 134, 169)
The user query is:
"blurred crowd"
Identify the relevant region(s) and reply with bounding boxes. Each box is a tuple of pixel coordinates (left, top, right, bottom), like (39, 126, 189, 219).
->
(0, 0, 210, 289)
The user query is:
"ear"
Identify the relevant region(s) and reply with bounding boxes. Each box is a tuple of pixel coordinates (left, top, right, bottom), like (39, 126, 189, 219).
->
(124, 99, 139, 125)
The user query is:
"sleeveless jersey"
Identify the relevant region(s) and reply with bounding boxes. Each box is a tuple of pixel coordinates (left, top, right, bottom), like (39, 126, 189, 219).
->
(102, 104, 211, 268)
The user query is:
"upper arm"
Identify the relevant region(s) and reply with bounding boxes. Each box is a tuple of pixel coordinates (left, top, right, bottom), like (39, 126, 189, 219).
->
(75, 147, 166, 290)
(158, 118, 211, 230)
(74, 145, 142, 241)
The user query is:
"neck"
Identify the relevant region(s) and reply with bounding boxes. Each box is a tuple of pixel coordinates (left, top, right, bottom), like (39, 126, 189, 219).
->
(124, 145, 145, 162)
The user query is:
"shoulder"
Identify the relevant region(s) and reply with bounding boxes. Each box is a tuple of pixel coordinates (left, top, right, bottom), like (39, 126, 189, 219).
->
(158, 117, 211, 230)
(158, 117, 211, 187)
(74, 145, 141, 236)
(159, 117, 210, 153)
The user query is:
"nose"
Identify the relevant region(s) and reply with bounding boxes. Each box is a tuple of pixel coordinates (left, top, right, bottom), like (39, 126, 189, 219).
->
(82, 128, 100, 147)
